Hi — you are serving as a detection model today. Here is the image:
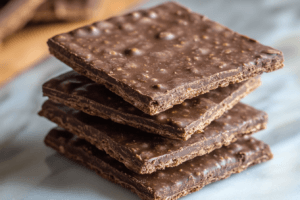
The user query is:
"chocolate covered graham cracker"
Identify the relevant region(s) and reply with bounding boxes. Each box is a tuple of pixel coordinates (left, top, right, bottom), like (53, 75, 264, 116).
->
(0, 0, 45, 42)
(43, 71, 261, 140)
(45, 128, 273, 200)
(32, 0, 100, 22)
(39, 100, 268, 174)
(47, 2, 284, 115)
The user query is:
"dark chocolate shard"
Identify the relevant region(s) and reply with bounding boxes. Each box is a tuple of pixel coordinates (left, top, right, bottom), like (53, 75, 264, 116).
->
(39, 100, 268, 174)
(47, 2, 284, 115)
(45, 128, 273, 200)
(43, 71, 261, 140)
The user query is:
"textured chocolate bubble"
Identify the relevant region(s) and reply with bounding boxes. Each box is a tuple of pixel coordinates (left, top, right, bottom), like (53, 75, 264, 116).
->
(261, 49, 281, 55)
(158, 32, 175, 40)
(202, 35, 209, 40)
(193, 56, 201, 61)
(54, 35, 67, 41)
(73, 29, 88, 37)
(131, 12, 141, 19)
(83, 54, 94, 61)
(151, 78, 158, 82)
(140, 17, 152, 23)
(67, 43, 80, 50)
(156, 113, 167, 122)
(152, 84, 166, 89)
(150, 51, 173, 61)
(158, 68, 167, 73)
(241, 35, 258, 43)
(195, 48, 210, 55)
(147, 11, 158, 19)
(125, 48, 143, 56)
(87, 26, 100, 36)
(187, 67, 199, 74)
(224, 49, 232, 54)
(119, 23, 134, 31)
(124, 62, 138, 69)
(177, 19, 188, 25)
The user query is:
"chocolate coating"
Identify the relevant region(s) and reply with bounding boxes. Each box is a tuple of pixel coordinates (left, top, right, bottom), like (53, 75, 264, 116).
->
(39, 100, 268, 174)
(45, 128, 273, 200)
(43, 71, 261, 140)
(47, 2, 284, 115)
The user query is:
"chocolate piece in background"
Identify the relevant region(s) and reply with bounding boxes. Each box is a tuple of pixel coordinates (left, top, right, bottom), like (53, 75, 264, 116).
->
(32, 0, 101, 22)
(47, 2, 284, 115)
(43, 71, 261, 140)
(0, 0, 142, 88)
(0, 1, 11, 8)
(39, 100, 268, 174)
(0, 0, 45, 43)
(45, 127, 273, 200)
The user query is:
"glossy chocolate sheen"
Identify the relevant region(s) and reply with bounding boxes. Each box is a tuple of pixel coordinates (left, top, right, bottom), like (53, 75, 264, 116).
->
(0, 0, 45, 42)
(45, 128, 273, 200)
(47, 2, 284, 115)
(32, 0, 99, 22)
(43, 71, 261, 140)
(39, 100, 268, 174)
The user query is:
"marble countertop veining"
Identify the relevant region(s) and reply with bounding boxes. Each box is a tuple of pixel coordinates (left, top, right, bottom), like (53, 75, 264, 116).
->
(0, 0, 300, 199)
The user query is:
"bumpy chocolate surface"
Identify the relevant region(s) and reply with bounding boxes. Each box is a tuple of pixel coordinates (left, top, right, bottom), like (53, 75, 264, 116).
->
(45, 128, 273, 200)
(43, 71, 261, 140)
(39, 100, 268, 174)
(0, 0, 45, 42)
(47, 2, 284, 115)
(32, 0, 99, 22)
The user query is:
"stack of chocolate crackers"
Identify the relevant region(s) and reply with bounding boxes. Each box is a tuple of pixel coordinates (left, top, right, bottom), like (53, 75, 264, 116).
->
(39, 2, 284, 200)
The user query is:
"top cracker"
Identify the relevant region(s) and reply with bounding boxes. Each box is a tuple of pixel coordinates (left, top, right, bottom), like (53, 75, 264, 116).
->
(48, 2, 284, 115)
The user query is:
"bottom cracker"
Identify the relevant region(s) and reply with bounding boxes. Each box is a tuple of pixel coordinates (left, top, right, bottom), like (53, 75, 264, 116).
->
(45, 128, 273, 200)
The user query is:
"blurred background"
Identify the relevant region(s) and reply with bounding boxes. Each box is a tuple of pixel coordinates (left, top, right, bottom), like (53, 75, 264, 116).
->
(0, 0, 299, 200)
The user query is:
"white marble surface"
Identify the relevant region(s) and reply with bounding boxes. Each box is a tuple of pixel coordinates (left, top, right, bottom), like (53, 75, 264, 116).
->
(0, 0, 300, 199)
